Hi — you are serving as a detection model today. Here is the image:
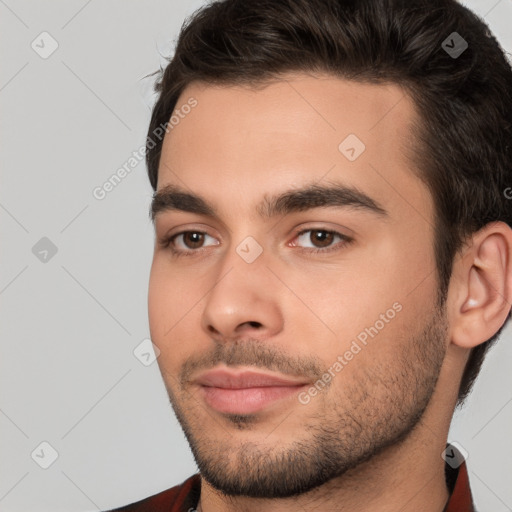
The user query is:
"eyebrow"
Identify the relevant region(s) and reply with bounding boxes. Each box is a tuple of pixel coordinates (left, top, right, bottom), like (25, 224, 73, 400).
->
(150, 182, 388, 223)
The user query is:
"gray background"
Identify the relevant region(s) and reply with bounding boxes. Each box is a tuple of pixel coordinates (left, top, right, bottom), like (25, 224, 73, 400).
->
(0, 1, 511, 511)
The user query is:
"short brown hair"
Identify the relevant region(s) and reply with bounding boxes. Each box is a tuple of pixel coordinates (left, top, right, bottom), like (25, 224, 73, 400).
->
(145, 0, 512, 405)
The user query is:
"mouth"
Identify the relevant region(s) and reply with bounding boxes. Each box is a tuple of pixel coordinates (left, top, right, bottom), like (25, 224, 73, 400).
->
(193, 367, 310, 414)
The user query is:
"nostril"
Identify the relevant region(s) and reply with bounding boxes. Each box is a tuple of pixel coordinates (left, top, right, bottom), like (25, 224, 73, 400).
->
(247, 321, 262, 328)
(207, 325, 220, 334)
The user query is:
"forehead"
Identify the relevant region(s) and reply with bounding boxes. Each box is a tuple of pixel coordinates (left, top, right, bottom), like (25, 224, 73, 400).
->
(166, 72, 414, 150)
(157, 73, 432, 226)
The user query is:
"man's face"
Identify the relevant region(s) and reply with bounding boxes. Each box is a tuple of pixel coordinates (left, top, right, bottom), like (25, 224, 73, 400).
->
(148, 74, 449, 497)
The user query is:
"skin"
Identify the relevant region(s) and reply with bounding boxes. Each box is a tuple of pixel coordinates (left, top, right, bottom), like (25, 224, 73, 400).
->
(148, 73, 512, 512)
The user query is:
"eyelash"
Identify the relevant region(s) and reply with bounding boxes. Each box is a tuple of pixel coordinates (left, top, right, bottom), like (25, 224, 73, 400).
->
(158, 228, 354, 259)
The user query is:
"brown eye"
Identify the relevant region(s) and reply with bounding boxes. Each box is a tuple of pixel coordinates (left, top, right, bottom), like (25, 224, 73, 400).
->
(309, 230, 335, 248)
(170, 231, 219, 256)
(181, 232, 205, 249)
(293, 228, 352, 254)
(165, 231, 220, 257)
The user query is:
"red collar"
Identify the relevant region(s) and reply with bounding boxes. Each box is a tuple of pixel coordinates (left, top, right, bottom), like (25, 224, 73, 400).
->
(444, 459, 474, 512)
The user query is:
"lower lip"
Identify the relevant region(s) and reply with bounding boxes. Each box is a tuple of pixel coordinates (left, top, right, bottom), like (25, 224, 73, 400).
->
(200, 385, 307, 414)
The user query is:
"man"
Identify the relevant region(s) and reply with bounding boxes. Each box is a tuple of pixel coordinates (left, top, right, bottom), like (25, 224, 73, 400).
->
(108, 0, 512, 510)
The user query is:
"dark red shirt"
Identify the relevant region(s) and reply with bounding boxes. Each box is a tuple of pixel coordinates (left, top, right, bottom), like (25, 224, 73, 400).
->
(107, 453, 474, 511)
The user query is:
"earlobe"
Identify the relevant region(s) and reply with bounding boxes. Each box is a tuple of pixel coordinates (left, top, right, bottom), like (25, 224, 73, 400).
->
(450, 224, 512, 349)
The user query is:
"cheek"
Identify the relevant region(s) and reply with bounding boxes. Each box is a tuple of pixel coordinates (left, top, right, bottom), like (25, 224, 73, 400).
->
(280, 259, 398, 341)
(148, 259, 209, 374)
(148, 260, 190, 351)
(280, 238, 434, 363)
(148, 258, 198, 328)
(148, 262, 169, 338)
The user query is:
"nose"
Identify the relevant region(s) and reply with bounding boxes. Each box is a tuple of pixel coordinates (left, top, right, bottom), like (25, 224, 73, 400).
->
(200, 257, 284, 344)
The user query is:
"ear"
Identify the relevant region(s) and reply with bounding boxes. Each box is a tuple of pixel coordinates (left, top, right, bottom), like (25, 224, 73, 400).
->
(448, 221, 512, 349)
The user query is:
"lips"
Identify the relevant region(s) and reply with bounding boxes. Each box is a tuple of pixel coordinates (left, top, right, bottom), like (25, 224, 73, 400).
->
(194, 368, 309, 389)
(193, 367, 310, 414)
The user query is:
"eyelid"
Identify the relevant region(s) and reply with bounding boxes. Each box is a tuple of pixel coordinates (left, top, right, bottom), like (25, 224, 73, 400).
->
(289, 220, 353, 239)
(157, 222, 220, 242)
(289, 226, 353, 250)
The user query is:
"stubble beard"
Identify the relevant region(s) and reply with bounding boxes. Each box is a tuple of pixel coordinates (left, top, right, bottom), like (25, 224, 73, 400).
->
(164, 303, 448, 499)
